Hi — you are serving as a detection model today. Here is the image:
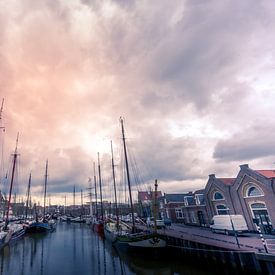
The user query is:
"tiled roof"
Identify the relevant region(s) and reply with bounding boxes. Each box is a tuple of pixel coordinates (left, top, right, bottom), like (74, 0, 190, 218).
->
(218, 178, 235, 186)
(255, 170, 275, 179)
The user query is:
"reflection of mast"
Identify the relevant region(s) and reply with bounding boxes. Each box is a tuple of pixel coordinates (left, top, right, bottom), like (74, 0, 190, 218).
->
(97, 153, 103, 220)
(120, 117, 135, 230)
(5, 133, 19, 228)
(111, 141, 119, 229)
(25, 172, 32, 221)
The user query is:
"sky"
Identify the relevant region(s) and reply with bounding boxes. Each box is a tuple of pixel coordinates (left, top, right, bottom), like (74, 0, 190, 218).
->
(0, 0, 275, 205)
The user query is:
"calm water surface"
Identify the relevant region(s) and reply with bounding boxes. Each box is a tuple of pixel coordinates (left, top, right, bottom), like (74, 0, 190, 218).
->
(0, 222, 218, 275)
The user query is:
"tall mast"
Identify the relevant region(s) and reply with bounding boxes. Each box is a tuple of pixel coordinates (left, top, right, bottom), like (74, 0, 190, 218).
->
(73, 185, 76, 216)
(88, 178, 93, 217)
(111, 140, 119, 229)
(43, 160, 48, 219)
(93, 162, 98, 219)
(0, 98, 5, 188)
(64, 195, 66, 215)
(25, 172, 32, 221)
(97, 153, 103, 220)
(153, 179, 158, 234)
(81, 189, 83, 217)
(5, 133, 19, 227)
(0, 99, 4, 132)
(120, 118, 135, 230)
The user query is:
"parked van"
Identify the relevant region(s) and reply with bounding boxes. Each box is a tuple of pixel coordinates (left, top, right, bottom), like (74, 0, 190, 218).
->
(210, 215, 248, 235)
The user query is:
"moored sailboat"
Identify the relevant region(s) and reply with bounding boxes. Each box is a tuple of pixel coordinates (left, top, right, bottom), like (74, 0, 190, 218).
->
(1, 133, 27, 244)
(93, 154, 104, 234)
(112, 118, 166, 252)
(27, 160, 56, 233)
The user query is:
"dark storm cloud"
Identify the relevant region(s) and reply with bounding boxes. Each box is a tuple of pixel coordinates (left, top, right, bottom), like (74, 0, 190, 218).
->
(213, 124, 275, 162)
(1, 0, 275, 202)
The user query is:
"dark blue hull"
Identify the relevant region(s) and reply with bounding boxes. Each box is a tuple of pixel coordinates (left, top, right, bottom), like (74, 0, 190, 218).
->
(26, 222, 54, 233)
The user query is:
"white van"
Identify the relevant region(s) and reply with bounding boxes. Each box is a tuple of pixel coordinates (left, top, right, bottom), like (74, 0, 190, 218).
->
(210, 215, 248, 235)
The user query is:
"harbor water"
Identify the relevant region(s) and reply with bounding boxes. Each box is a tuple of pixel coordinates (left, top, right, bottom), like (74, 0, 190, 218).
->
(0, 222, 226, 275)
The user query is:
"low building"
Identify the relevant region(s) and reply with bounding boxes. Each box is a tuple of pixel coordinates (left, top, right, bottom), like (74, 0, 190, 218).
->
(182, 190, 209, 226)
(161, 193, 192, 223)
(137, 190, 162, 218)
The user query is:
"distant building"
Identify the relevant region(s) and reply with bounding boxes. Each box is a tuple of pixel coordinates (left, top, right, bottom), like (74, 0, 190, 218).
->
(137, 191, 162, 218)
(230, 164, 275, 233)
(182, 190, 208, 226)
(201, 164, 275, 233)
(160, 193, 192, 223)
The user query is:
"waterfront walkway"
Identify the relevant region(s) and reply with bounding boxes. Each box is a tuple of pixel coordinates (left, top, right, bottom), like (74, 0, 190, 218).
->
(140, 223, 275, 253)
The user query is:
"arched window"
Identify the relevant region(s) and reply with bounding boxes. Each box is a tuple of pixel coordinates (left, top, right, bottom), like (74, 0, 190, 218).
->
(216, 204, 229, 215)
(213, 191, 224, 200)
(251, 203, 266, 209)
(247, 186, 263, 197)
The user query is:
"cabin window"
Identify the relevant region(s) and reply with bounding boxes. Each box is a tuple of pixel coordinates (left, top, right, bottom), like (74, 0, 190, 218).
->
(213, 191, 224, 201)
(246, 186, 263, 197)
(175, 208, 183, 219)
(216, 204, 229, 215)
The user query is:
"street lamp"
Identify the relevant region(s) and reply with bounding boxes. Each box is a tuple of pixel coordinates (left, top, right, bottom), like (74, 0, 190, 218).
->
(227, 209, 240, 248)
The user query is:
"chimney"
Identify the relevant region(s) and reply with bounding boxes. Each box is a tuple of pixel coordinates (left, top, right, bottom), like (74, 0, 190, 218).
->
(240, 164, 249, 169)
(209, 174, 216, 179)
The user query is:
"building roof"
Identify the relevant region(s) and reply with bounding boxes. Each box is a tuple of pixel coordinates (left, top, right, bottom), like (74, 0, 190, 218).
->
(184, 196, 196, 205)
(138, 191, 162, 201)
(164, 192, 192, 203)
(218, 178, 235, 186)
(255, 170, 275, 179)
(194, 189, 205, 194)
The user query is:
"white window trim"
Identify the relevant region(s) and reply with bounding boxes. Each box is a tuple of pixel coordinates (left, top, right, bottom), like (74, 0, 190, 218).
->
(195, 194, 205, 205)
(212, 191, 225, 201)
(175, 208, 184, 219)
(215, 204, 229, 215)
(243, 183, 264, 199)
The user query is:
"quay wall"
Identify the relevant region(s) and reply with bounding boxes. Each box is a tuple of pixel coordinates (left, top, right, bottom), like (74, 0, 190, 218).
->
(162, 234, 275, 274)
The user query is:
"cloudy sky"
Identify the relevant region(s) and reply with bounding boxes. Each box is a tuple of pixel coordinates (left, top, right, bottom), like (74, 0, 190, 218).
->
(1, 0, 275, 205)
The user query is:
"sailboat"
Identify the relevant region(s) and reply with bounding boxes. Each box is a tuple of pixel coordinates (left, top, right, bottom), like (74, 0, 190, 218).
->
(71, 189, 85, 223)
(112, 118, 166, 252)
(27, 160, 56, 233)
(104, 140, 130, 242)
(1, 133, 26, 244)
(93, 153, 104, 234)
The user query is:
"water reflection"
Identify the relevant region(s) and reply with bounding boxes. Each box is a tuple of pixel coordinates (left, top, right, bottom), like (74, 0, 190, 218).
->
(0, 222, 217, 275)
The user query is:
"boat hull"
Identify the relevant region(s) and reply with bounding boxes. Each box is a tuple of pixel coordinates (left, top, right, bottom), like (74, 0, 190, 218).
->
(10, 228, 26, 241)
(104, 227, 117, 242)
(26, 222, 54, 233)
(113, 234, 166, 254)
(93, 222, 104, 234)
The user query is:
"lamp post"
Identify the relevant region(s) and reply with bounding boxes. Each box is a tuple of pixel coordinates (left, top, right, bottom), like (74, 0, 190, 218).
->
(228, 209, 240, 248)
